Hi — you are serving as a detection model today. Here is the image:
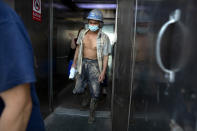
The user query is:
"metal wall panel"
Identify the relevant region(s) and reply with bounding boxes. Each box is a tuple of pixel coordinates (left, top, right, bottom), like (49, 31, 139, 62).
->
(15, 0, 50, 117)
(128, 0, 197, 130)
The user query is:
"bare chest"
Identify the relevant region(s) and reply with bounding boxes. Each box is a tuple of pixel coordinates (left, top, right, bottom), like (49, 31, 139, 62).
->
(83, 34, 97, 50)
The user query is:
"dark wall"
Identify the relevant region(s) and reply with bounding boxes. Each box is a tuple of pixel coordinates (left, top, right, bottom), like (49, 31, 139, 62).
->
(14, 0, 50, 117)
(15, 0, 49, 78)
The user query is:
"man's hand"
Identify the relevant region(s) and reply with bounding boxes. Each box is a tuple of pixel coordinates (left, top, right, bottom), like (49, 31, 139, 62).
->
(71, 63, 77, 68)
(99, 71, 105, 82)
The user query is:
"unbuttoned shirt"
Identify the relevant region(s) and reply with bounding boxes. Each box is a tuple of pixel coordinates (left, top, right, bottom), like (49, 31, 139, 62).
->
(76, 29, 112, 74)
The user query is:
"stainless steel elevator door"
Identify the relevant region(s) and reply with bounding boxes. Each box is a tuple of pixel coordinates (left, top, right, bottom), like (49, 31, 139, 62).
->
(129, 0, 197, 131)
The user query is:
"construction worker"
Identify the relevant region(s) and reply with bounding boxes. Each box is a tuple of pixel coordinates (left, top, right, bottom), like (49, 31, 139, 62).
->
(72, 9, 111, 124)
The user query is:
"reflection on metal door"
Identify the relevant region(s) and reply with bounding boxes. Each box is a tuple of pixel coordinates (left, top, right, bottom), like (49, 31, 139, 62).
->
(49, 0, 54, 111)
(129, 0, 197, 131)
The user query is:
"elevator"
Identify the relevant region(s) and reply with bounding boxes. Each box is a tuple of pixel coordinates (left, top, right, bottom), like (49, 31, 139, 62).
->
(7, 0, 197, 130)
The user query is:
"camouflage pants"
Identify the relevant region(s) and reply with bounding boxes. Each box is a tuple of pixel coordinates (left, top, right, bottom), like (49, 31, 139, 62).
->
(73, 58, 100, 98)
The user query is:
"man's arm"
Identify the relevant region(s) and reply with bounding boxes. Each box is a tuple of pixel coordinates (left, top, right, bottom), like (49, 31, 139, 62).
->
(69, 33, 76, 49)
(71, 38, 77, 49)
(0, 83, 32, 131)
(72, 45, 79, 68)
(99, 55, 109, 82)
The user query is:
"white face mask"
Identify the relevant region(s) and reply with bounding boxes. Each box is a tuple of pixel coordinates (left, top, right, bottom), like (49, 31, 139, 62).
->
(88, 24, 99, 32)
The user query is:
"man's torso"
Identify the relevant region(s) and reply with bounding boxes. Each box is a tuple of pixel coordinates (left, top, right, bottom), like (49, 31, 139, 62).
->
(83, 31, 98, 60)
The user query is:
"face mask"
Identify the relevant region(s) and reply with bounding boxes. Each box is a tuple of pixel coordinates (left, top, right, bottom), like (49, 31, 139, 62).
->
(88, 24, 99, 32)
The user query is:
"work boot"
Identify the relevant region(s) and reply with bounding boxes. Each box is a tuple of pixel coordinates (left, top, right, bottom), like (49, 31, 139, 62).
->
(88, 98, 97, 124)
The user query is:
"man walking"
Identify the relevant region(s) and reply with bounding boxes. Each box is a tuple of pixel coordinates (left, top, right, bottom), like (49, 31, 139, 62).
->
(72, 9, 111, 124)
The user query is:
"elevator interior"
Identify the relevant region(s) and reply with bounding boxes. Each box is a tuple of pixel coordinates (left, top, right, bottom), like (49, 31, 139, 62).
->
(6, 0, 197, 130)
(49, 0, 116, 112)
(44, 1, 116, 130)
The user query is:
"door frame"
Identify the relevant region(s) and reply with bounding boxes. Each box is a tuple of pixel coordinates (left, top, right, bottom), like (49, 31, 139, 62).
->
(112, 0, 135, 131)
